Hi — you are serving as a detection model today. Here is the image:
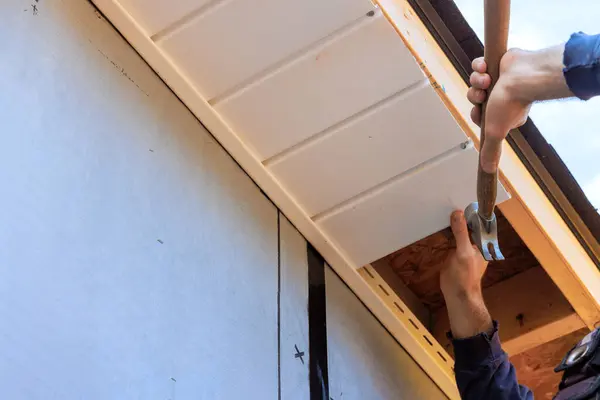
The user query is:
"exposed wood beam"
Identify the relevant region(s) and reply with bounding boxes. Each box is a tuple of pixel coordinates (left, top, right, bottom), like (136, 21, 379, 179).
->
(510, 328, 588, 398)
(498, 198, 600, 328)
(433, 267, 586, 356)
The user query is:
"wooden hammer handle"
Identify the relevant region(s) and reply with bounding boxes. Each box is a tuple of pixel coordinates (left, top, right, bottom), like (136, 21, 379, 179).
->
(477, 0, 510, 220)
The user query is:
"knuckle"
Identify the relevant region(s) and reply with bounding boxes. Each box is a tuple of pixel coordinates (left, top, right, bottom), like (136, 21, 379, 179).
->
(517, 115, 528, 127)
(472, 57, 485, 71)
(469, 72, 477, 86)
(476, 89, 486, 101)
(455, 251, 472, 264)
(467, 88, 477, 103)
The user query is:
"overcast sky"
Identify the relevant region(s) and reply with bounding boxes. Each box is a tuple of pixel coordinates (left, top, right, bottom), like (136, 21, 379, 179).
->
(454, 0, 600, 210)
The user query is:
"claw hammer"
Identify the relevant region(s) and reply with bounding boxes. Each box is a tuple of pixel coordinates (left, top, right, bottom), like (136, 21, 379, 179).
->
(464, 0, 510, 261)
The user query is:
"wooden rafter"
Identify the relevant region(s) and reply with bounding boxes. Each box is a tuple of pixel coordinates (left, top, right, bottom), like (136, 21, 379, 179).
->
(433, 267, 585, 356)
(511, 328, 588, 398)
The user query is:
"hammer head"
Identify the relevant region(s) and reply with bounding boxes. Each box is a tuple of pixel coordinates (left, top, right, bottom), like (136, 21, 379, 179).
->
(464, 202, 504, 261)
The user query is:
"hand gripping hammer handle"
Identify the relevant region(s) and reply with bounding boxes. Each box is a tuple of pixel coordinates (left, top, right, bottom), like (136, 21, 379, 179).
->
(477, 0, 510, 224)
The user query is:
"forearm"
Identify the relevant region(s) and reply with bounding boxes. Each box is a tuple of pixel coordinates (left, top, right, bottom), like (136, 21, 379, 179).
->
(505, 45, 572, 104)
(440, 211, 532, 398)
(506, 33, 600, 103)
(444, 288, 493, 339)
(444, 290, 532, 399)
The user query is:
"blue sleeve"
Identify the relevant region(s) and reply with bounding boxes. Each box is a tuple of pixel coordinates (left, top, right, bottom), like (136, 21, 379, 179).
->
(452, 321, 533, 400)
(563, 32, 600, 100)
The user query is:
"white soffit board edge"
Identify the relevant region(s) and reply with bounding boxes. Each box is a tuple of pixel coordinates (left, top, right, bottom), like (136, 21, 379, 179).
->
(318, 144, 509, 267)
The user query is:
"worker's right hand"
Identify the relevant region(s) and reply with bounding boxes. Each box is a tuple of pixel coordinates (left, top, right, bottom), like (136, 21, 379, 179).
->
(468, 50, 533, 173)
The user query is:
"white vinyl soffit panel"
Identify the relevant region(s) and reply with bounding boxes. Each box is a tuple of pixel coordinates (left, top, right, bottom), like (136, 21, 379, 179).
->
(96, 0, 509, 269)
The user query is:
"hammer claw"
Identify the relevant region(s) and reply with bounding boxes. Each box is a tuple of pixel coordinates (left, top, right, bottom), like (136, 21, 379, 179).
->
(489, 240, 505, 261)
(481, 243, 493, 262)
(464, 202, 504, 262)
(481, 239, 505, 261)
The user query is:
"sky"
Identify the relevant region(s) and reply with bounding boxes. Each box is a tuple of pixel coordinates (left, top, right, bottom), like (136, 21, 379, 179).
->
(453, 0, 600, 210)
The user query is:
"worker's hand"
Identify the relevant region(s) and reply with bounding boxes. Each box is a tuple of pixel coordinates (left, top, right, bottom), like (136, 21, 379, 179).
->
(439, 211, 488, 300)
(468, 50, 533, 173)
(440, 211, 493, 339)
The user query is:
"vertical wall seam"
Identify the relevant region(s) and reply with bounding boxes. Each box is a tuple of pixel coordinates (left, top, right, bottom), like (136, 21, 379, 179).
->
(277, 212, 282, 400)
(307, 244, 329, 400)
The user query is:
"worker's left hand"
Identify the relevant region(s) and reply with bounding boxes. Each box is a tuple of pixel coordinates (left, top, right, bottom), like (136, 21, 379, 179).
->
(440, 211, 488, 300)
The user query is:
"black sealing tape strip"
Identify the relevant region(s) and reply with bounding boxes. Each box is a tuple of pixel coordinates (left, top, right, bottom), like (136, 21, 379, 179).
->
(308, 243, 329, 400)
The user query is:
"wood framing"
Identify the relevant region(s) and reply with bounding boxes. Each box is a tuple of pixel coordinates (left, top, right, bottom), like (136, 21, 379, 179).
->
(500, 198, 600, 327)
(91, 0, 600, 398)
(511, 328, 588, 396)
(433, 267, 586, 356)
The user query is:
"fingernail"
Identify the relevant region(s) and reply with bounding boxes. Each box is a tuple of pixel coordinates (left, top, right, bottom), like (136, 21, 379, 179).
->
(478, 77, 485, 85)
(452, 211, 463, 223)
